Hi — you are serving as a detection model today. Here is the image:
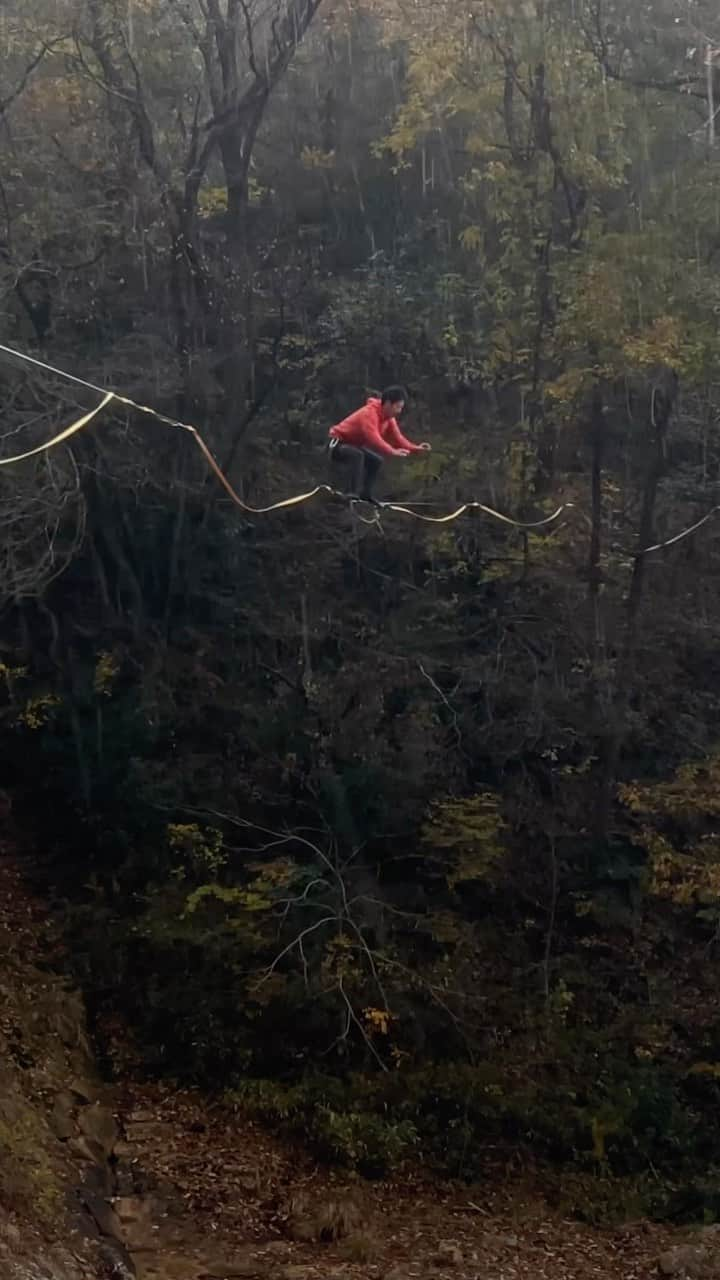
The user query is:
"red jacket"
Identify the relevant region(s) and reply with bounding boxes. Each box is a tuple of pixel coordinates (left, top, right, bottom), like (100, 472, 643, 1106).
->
(329, 397, 423, 458)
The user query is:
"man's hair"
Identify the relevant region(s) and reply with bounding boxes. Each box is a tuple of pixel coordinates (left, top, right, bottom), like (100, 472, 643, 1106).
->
(380, 384, 408, 405)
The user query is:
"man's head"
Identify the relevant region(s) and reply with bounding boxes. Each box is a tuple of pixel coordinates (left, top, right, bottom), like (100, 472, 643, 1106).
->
(380, 385, 408, 419)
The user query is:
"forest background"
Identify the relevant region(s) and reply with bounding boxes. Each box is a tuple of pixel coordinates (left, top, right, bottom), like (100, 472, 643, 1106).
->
(2, 0, 720, 1224)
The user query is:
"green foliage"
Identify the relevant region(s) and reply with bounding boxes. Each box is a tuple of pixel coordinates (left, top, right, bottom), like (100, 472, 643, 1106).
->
(94, 651, 120, 698)
(621, 754, 720, 909)
(17, 693, 61, 731)
(312, 1107, 417, 1176)
(223, 1043, 720, 1209)
(228, 1076, 417, 1176)
(168, 823, 226, 881)
(422, 791, 507, 888)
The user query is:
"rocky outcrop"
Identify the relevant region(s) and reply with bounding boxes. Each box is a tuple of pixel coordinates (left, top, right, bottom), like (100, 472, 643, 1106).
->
(0, 853, 116, 1280)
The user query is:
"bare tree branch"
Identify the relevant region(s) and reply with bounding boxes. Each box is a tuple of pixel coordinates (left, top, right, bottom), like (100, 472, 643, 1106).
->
(0, 38, 67, 116)
(238, 0, 265, 84)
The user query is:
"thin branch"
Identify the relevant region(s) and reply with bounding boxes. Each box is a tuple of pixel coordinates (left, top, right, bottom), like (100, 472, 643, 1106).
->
(580, 0, 707, 101)
(418, 661, 463, 752)
(191, 806, 349, 899)
(0, 38, 66, 115)
(541, 836, 559, 1003)
(337, 976, 388, 1071)
(339, 912, 390, 1013)
(238, 0, 265, 83)
(252, 914, 336, 988)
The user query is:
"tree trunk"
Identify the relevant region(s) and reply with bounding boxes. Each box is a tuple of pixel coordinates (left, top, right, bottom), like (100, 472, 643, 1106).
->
(587, 383, 605, 666)
(594, 371, 677, 840)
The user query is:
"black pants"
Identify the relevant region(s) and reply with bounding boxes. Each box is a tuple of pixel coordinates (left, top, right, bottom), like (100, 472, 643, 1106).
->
(328, 440, 383, 499)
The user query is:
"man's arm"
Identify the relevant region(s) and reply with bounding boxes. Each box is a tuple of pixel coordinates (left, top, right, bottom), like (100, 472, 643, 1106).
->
(384, 418, 425, 453)
(343, 407, 403, 457)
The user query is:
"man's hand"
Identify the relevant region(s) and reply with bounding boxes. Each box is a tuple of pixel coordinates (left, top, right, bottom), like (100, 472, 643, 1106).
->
(418, 442, 432, 452)
(395, 448, 411, 457)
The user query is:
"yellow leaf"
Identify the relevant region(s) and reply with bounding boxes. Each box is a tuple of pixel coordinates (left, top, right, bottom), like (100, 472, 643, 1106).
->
(459, 225, 483, 252)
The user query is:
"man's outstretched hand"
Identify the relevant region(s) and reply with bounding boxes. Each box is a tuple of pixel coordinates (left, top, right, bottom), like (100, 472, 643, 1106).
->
(419, 442, 432, 451)
(396, 448, 411, 457)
